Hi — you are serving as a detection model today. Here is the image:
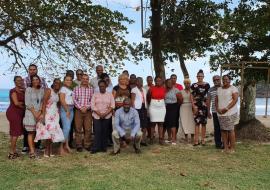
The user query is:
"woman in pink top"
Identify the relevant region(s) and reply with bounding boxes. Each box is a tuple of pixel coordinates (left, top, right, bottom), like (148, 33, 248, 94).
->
(91, 80, 115, 154)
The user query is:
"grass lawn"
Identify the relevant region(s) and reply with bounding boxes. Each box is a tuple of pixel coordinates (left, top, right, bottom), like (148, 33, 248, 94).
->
(1, 132, 270, 190)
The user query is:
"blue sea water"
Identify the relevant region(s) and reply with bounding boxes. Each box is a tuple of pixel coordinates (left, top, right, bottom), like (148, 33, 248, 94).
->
(0, 89, 269, 115)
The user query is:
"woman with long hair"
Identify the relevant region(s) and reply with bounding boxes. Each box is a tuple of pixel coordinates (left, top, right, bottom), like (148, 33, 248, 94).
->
(190, 70, 210, 146)
(6, 76, 25, 159)
(23, 75, 44, 158)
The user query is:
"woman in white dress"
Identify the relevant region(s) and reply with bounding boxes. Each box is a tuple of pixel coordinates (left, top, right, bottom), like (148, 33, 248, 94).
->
(35, 79, 65, 157)
(180, 78, 195, 143)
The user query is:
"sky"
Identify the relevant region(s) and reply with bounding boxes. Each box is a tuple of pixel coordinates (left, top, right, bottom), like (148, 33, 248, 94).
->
(0, 0, 239, 89)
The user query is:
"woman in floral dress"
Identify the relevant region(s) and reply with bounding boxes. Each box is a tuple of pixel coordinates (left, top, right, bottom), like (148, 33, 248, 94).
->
(191, 70, 210, 146)
(35, 79, 64, 157)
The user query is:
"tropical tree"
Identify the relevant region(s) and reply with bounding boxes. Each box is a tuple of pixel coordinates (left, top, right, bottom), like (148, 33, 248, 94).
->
(209, 0, 270, 140)
(0, 0, 132, 78)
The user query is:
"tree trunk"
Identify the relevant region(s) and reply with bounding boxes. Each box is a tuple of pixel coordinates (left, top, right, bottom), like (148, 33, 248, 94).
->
(150, 0, 165, 79)
(240, 83, 256, 123)
(178, 53, 189, 79)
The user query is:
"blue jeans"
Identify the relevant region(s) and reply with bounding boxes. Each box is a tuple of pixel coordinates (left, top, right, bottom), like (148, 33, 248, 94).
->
(60, 106, 74, 140)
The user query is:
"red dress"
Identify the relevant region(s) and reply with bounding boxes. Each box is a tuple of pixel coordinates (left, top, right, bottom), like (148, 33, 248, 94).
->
(6, 88, 25, 136)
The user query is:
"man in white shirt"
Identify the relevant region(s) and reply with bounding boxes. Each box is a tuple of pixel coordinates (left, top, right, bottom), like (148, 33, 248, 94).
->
(90, 65, 104, 92)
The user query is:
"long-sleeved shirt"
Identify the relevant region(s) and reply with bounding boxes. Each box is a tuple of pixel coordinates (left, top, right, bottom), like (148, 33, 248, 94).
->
(91, 92, 115, 119)
(114, 107, 140, 137)
(72, 85, 93, 110)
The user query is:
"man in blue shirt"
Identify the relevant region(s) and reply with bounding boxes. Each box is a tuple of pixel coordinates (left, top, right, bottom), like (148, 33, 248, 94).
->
(111, 98, 142, 155)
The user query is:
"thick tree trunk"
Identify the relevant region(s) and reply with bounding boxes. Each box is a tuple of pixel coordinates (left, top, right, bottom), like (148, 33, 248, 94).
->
(150, 0, 165, 79)
(236, 82, 270, 141)
(240, 83, 256, 123)
(178, 54, 189, 79)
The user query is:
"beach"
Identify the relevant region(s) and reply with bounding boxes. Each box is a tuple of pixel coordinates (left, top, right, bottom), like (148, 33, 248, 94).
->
(1, 112, 269, 135)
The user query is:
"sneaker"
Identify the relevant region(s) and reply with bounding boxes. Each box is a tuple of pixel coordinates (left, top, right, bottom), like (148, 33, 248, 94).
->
(171, 142, 177, 145)
(21, 147, 29, 154)
(165, 140, 172, 143)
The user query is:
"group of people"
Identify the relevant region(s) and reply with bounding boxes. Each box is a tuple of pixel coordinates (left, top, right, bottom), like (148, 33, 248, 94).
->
(6, 64, 239, 159)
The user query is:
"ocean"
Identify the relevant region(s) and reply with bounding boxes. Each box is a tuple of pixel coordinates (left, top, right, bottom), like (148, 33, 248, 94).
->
(0, 89, 269, 115)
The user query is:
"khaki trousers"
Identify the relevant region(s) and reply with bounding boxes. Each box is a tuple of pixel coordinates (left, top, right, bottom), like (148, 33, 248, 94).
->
(74, 109, 92, 148)
(112, 130, 142, 153)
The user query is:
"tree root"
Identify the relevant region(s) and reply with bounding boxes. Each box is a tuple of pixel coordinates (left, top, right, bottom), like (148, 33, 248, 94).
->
(235, 118, 270, 142)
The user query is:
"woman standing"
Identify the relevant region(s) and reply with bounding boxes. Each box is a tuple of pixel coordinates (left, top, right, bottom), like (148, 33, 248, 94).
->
(216, 75, 238, 153)
(59, 76, 74, 154)
(131, 77, 148, 145)
(91, 80, 115, 154)
(147, 76, 166, 145)
(180, 78, 195, 143)
(112, 74, 131, 110)
(23, 75, 44, 158)
(6, 76, 25, 159)
(35, 79, 65, 157)
(164, 79, 182, 145)
(190, 70, 210, 146)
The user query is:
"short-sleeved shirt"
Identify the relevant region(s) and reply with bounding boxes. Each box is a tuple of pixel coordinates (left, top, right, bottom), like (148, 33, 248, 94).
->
(217, 85, 238, 116)
(175, 83, 184, 91)
(59, 86, 74, 105)
(165, 88, 180, 104)
(208, 86, 218, 113)
(150, 86, 166, 100)
(113, 85, 131, 109)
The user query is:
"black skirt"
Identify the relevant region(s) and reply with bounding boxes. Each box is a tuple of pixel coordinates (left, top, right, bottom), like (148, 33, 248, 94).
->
(164, 103, 179, 128)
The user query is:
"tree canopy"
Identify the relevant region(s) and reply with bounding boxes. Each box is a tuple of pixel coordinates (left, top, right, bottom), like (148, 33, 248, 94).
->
(0, 0, 133, 78)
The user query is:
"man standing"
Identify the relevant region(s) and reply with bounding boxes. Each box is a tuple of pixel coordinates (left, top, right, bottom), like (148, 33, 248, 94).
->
(73, 74, 94, 152)
(129, 74, 137, 89)
(143, 76, 153, 92)
(74, 69, 83, 86)
(22, 64, 47, 154)
(91, 65, 104, 92)
(207, 75, 223, 149)
(170, 74, 183, 91)
(111, 98, 142, 155)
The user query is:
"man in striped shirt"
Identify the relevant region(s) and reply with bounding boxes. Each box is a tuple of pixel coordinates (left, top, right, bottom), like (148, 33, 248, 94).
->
(73, 74, 94, 152)
(207, 75, 223, 149)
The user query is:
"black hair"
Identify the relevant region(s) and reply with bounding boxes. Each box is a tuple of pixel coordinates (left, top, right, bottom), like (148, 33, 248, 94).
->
(130, 74, 136, 78)
(222, 74, 231, 80)
(30, 75, 41, 88)
(170, 74, 177, 78)
(64, 75, 73, 81)
(100, 73, 109, 80)
(146, 76, 153, 79)
(154, 76, 162, 81)
(28, 64, 37, 69)
(98, 79, 107, 86)
(51, 78, 61, 88)
(13, 76, 22, 82)
(197, 69, 204, 75)
(76, 69, 83, 74)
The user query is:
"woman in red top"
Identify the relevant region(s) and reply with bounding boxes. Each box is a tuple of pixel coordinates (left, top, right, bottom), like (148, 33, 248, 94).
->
(147, 76, 166, 145)
(6, 76, 25, 159)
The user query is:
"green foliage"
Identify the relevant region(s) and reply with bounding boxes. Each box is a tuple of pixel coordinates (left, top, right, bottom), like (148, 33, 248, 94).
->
(0, 0, 133, 77)
(209, 0, 270, 81)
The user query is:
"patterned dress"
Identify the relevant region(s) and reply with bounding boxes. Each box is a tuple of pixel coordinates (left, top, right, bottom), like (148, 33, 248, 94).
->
(191, 82, 210, 125)
(35, 89, 64, 142)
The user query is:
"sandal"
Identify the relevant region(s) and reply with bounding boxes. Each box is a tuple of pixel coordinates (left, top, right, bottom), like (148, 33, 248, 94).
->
(14, 152, 20, 157)
(8, 153, 17, 160)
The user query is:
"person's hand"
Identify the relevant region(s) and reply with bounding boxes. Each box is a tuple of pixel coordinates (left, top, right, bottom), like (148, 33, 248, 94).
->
(125, 136, 132, 143)
(208, 112, 212, 119)
(192, 106, 198, 115)
(81, 107, 87, 113)
(221, 108, 228, 114)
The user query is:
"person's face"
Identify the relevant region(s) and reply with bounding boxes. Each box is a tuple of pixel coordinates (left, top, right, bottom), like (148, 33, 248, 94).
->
(147, 77, 153, 85)
(130, 75, 136, 84)
(155, 78, 162, 86)
(81, 75, 89, 86)
(197, 73, 204, 83)
(170, 76, 177, 85)
(213, 76, 221, 87)
(222, 76, 230, 87)
(184, 81, 191, 89)
(99, 82, 106, 93)
(28, 66, 37, 76)
(119, 77, 127, 85)
(15, 77, 23, 88)
(76, 71, 83, 81)
(166, 80, 173, 89)
(53, 80, 62, 91)
(123, 102, 131, 113)
(136, 79, 143, 88)
(96, 66, 103, 77)
(32, 77, 40, 88)
(64, 76, 73, 87)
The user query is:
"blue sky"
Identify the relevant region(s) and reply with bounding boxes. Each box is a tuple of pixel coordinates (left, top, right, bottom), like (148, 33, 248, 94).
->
(0, 0, 239, 89)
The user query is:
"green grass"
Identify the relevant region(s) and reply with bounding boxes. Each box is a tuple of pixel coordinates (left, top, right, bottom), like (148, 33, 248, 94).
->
(1, 132, 270, 190)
